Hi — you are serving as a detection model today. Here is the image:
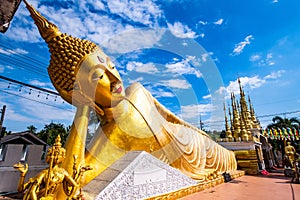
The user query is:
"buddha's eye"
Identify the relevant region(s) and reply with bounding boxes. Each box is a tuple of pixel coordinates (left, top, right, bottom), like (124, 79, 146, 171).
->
(108, 62, 115, 70)
(91, 69, 105, 81)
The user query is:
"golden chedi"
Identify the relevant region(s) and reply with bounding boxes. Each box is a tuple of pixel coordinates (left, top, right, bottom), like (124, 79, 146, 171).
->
(24, 1, 237, 197)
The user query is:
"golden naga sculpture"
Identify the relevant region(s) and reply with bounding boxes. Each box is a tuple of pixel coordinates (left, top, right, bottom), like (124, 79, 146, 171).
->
(14, 135, 91, 200)
(23, 0, 237, 197)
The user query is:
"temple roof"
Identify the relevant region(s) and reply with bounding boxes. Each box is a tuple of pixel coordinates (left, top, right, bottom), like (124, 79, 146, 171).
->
(0, 131, 47, 145)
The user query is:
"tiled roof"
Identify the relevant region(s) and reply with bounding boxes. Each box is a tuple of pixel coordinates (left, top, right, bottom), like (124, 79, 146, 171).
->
(0, 131, 48, 145)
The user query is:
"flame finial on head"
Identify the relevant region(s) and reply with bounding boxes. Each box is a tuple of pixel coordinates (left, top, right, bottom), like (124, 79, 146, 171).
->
(24, 0, 62, 42)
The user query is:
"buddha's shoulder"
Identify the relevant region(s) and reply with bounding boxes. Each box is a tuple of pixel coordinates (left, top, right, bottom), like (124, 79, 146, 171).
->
(125, 82, 148, 96)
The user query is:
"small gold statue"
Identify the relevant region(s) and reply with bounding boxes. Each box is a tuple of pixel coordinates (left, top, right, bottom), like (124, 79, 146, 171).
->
(285, 141, 297, 168)
(14, 135, 90, 200)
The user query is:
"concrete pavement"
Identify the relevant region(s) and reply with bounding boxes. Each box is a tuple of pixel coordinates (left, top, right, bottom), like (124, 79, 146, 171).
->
(180, 170, 300, 200)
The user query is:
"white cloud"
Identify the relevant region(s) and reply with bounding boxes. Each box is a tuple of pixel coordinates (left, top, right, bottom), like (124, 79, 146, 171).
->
(199, 20, 208, 25)
(167, 22, 197, 38)
(86, 0, 105, 10)
(148, 87, 175, 98)
(201, 52, 213, 62)
(264, 70, 285, 79)
(181, 104, 215, 119)
(214, 18, 224, 25)
(186, 55, 200, 67)
(160, 79, 191, 89)
(272, 0, 279, 3)
(218, 72, 284, 98)
(128, 77, 144, 84)
(28, 79, 53, 88)
(102, 28, 165, 54)
(107, 0, 162, 26)
(165, 59, 202, 78)
(228, 76, 265, 94)
(2, 0, 201, 71)
(5, 0, 162, 49)
(231, 35, 254, 56)
(250, 53, 275, 66)
(250, 54, 261, 62)
(203, 94, 212, 99)
(156, 90, 175, 98)
(216, 86, 226, 95)
(126, 61, 158, 74)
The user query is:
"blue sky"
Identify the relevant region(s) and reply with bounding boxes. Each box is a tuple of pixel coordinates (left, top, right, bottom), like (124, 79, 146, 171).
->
(0, 0, 300, 132)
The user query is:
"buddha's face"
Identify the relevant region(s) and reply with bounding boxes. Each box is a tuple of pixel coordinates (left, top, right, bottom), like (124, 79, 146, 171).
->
(76, 49, 125, 108)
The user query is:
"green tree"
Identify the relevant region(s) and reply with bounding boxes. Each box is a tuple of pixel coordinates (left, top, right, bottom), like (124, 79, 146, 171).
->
(27, 125, 37, 134)
(206, 130, 221, 141)
(38, 122, 68, 146)
(267, 116, 300, 130)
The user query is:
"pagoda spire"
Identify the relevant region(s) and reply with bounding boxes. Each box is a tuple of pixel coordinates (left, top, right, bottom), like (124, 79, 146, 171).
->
(236, 101, 248, 141)
(238, 78, 252, 132)
(231, 92, 241, 140)
(228, 105, 234, 139)
(248, 95, 261, 129)
(224, 103, 233, 141)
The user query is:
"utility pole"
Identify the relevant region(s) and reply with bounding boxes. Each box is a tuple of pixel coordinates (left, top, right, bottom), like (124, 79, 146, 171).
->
(199, 115, 204, 130)
(0, 105, 6, 137)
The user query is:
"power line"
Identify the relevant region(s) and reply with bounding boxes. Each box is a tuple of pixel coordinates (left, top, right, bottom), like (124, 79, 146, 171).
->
(0, 44, 48, 78)
(189, 111, 300, 127)
(257, 110, 300, 118)
(0, 75, 74, 112)
(0, 43, 48, 67)
(0, 54, 48, 77)
(0, 90, 74, 113)
(0, 75, 59, 96)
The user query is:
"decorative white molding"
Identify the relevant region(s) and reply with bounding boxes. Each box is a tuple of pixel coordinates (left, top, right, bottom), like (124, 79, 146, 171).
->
(83, 151, 197, 200)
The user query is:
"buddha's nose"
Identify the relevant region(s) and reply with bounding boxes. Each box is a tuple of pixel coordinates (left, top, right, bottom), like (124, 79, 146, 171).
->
(106, 69, 120, 82)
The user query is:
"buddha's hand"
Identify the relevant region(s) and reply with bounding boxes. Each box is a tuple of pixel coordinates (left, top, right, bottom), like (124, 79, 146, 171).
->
(13, 162, 28, 176)
(69, 89, 93, 107)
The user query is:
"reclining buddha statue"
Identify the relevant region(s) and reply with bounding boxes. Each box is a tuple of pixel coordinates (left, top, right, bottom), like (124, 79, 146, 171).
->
(24, 0, 237, 190)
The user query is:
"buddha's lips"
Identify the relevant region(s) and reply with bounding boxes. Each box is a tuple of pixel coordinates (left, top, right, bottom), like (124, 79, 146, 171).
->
(114, 85, 122, 93)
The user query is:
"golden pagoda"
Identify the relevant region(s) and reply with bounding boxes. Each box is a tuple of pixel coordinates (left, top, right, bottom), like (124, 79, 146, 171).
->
(225, 78, 262, 142)
(220, 78, 267, 175)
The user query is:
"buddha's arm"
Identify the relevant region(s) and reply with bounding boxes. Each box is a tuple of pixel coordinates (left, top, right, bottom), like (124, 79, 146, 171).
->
(62, 105, 90, 173)
(56, 105, 90, 200)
